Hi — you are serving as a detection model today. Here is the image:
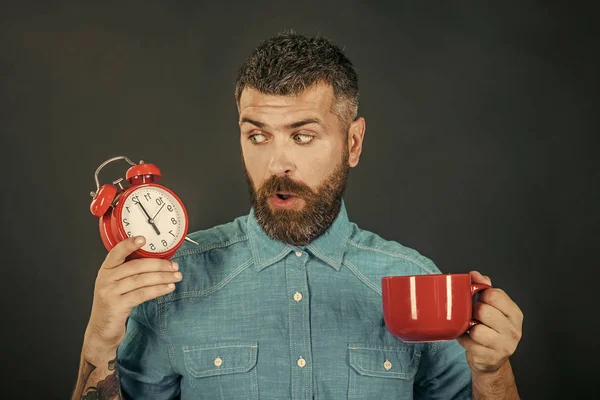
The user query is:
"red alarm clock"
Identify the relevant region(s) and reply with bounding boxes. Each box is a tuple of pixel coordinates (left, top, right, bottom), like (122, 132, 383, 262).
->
(89, 156, 198, 259)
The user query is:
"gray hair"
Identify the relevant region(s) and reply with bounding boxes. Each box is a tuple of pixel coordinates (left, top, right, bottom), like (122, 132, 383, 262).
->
(235, 32, 359, 130)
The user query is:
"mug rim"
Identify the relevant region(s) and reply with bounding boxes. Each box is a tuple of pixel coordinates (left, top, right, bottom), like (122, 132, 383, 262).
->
(382, 273, 470, 280)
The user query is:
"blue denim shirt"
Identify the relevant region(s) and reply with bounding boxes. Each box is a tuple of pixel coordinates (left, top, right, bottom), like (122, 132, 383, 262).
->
(117, 200, 472, 399)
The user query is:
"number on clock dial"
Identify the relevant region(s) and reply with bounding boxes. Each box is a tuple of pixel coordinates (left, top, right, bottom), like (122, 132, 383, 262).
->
(120, 187, 184, 253)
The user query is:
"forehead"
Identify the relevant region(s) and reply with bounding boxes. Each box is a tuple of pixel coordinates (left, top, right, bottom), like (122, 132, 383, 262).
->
(238, 83, 335, 121)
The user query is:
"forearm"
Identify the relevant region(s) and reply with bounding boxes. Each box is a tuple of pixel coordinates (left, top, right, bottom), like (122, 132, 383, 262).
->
(472, 360, 520, 400)
(72, 348, 123, 400)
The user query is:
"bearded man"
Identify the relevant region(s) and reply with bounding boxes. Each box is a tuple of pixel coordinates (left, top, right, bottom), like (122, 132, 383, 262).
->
(73, 33, 523, 400)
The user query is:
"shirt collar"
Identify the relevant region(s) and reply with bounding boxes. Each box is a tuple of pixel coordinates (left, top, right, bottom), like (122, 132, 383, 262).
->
(247, 199, 351, 272)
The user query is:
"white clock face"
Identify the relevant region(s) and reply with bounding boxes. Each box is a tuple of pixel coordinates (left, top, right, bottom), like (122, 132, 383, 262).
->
(120, 186, 186, 253)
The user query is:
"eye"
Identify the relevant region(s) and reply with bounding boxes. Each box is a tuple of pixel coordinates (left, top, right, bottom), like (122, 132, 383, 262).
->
(294, 133, 314, 145)
(249, 133, 267, 144)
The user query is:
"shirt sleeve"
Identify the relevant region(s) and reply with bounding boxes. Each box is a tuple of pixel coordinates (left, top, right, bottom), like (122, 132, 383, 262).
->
(116, 298, 181, 399)
(414, 340, 473, 399)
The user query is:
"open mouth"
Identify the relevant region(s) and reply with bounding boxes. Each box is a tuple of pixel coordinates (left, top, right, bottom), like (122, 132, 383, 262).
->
(276, 193, 294, 200)
(269, 192, 302, 209)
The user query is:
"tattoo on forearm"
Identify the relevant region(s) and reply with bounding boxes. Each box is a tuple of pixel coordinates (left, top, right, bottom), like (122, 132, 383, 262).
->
(81, 358, 123, 400)
(75, 359, 96, 396)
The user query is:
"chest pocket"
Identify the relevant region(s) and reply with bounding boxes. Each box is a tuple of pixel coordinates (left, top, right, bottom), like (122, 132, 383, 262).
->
(348, 345, 420, 400)
(183, 342, 259, 399)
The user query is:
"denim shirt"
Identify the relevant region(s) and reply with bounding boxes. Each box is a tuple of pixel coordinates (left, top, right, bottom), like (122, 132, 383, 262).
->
(117, 200, 472, 399)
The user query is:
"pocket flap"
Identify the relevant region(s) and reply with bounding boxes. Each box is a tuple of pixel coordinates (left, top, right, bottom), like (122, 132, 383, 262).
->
(349, 345, 419, 379)
(183, 342, 258, 378)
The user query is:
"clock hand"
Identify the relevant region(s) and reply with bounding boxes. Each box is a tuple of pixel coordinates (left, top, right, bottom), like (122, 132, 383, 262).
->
(135, 201, 161, 235)
(152, 203, 165, 221)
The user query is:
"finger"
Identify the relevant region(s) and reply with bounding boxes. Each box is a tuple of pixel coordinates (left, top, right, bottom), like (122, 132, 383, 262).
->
(102, 236, 146, 269)
(467, 322, 503, 350)
(456, 332, 480, 352)
(479, 288, 524, 329)
(110, 258, 178, 282)
(114, 271, 183, 296)
(469, 270, 492, 286)
(456, 333, 503, 367)
(456, 333, 494, 355)
(473, 301, 512, 335)
(467, 323, 519, 363)
(121, 283, 177, 308)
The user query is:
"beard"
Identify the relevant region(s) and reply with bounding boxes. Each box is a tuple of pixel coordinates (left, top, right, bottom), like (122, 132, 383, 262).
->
(244, 149, 350, 246)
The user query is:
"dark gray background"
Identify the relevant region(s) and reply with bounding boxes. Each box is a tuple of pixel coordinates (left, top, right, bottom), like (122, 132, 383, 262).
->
(1, 1, 598, 399)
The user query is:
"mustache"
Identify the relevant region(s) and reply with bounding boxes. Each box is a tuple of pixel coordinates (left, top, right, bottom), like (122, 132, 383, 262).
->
(259, 175, 315, 198)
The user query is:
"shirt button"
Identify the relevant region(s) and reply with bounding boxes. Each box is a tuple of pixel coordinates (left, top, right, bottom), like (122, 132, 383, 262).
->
(214, 357, 223, 367)
(293, 292, 303, 302)
(297, 357, 306, 368)
(295, 251, 302, 257)
(384, 360, 392, 370)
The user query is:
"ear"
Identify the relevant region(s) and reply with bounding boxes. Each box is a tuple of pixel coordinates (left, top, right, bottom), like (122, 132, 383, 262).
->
(347, 117, 366, 168)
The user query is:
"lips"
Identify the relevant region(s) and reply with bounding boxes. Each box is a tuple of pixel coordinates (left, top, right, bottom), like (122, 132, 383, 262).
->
(267, 192, 302, 210)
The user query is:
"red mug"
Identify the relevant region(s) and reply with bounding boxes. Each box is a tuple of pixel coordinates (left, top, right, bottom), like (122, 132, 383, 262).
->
(381, 273, 491, 342)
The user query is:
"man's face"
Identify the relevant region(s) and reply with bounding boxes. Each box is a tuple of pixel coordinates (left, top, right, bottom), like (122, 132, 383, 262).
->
(238, 83, 358, 246)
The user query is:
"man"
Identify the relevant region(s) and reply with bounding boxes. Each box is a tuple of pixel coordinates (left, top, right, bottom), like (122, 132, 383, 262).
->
(73, 33, 523, 399)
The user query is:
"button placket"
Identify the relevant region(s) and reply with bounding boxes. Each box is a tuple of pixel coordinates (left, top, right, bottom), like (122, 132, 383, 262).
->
(285, 250, 313, 399)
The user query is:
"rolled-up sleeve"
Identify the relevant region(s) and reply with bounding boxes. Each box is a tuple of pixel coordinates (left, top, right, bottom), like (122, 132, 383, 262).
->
(414, 340, 472, 399)
(116, 299, 180, 399)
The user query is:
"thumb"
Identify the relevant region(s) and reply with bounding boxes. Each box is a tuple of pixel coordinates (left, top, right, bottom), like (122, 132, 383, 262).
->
(102, 236, 145, 269)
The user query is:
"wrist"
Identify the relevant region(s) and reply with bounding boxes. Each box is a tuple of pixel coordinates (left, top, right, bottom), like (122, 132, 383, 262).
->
(83, 322, 123, 352)
(82, 336, 119, 367)
(471, 361, 519, 400)
(471, 359, 512, 379)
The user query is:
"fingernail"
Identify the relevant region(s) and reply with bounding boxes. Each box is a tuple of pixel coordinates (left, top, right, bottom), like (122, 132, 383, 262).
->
(174, 272, 182, 279)
(135, 236, 145, 245)
(167, 283, 175, 289)
(171, 262, 179, 271)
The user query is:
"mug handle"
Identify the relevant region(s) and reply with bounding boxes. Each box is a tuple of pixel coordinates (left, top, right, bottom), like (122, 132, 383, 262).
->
(468, 283, 492, 328)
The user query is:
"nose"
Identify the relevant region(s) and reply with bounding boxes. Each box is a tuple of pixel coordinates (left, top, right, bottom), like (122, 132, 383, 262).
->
(267, 143, 296, 177)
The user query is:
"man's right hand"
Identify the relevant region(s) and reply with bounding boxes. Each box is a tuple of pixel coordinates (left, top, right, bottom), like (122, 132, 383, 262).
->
(82, 236, 182, 362)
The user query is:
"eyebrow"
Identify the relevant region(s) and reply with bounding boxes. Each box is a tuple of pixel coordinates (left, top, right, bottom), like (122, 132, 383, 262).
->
(289, 117, 323, 129)
(239, 118, 266, 129)
(239, 117, 324, 130)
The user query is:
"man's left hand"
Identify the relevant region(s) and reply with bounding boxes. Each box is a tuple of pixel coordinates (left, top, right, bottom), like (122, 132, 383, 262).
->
(456, 271, 524, 374)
